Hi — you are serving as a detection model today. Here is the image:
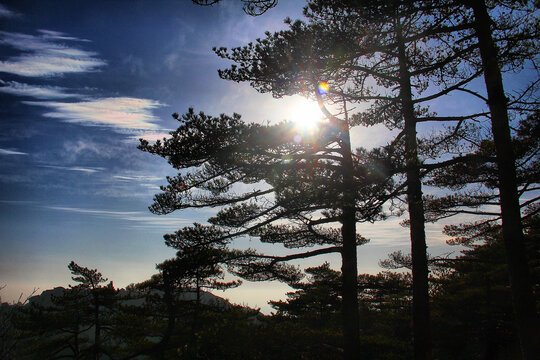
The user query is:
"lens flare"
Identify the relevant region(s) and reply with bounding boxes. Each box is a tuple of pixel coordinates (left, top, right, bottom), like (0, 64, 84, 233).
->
(317, 81, 330, 95)
(290, 100, 321, 134)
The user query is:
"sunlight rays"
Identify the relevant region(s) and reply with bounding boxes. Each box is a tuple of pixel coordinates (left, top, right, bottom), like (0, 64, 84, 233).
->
(289, 99, 323, 142)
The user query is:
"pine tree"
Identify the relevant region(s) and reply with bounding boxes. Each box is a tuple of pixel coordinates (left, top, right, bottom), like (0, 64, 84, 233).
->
(212, 1, 493, 357)
(192, 0, 278, 15)
(172, 1, 537, 357)
(67, 261, 116, 360)
(139, 108, 390, 358)
(270, 262, 342, 323)
(157, 245, 241, 358)
(431, 213, 540, 359)
(458, 3, 539, 357)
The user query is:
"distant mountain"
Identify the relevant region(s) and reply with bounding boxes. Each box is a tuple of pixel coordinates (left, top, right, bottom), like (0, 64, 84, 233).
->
(28, 286, 233, 309)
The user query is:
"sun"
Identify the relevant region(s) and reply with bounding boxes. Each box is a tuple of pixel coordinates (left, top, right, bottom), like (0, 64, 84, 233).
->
(289, 99, 323, 132)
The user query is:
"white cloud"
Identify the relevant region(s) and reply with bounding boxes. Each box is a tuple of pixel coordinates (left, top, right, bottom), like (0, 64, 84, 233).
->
(0, 54, 106, 77)
(62, 139, 111, 160)
(37, 29, 90, 42)
(0, 31, 165, 134)
(122, 54, 146, 76)
(0, 148, 28, 156)
(129, 130, 173, 142)
(0, 80, 76, 99)
(0, 4, 21, 18)
(47, 206, 139, 216)
(113, 175, 163, 182)
(350, 123, 396, 151)
(23, 97, 164, 130)
(0, 200, 36, 205)
(164, 53, 180, 71)
(140, 183, 161, 190)
(38, 165, 104, 173)
(0, 30, 106, 77)
(46, 205, 190, 229)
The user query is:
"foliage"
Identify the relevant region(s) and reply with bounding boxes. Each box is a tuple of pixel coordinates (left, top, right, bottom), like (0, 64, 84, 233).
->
(6, 227, 539, 359)
(212, 1, 539, 357)
(431, 219, 540, 359)
(425, 111, 540, 245)
(192, 0, 278, 16)
(139, 101, 394, 358)
(7, 1, 539, 359)
(270, 262, 341, 326)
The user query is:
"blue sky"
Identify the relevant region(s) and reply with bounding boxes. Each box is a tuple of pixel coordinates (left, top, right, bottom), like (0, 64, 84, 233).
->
(0, 0, 333, 309)
(0, 0, 501, 311)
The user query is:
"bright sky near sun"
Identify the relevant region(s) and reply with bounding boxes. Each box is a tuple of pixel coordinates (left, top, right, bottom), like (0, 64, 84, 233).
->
(0, 0, 477, 312)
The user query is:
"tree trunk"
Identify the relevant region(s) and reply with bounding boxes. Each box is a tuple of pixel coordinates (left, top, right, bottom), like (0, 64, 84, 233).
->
(162, 269, 175, 359)
(93, 295, 100, 360)
(483, 276, 500, 360)
(396, 22, 431, 360)
(190, 274, 202, 359)
(339, 119, 360, 360)
(74, 315, 80, 358)
(470, 2, 539, 359)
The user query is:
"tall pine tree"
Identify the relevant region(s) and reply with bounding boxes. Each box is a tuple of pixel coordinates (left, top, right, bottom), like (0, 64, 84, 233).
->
(139, 108, 391, 359)
(213, 1, 494, 357)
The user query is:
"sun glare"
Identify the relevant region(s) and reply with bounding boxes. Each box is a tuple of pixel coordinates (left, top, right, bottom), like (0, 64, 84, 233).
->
(290, 100, 323, 133)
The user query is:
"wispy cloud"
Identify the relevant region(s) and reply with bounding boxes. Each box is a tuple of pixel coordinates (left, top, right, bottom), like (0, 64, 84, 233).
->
(0, 4, 21, 18)
(62, 139, 116, 161)
(111, 173, 164, 192)
(46, 205, 190, 228)
(0, 199, 36, 205)
(128, 130, 173, 142)
(113, 175, 163, 182)
(0, 80, 77, 99)
(0, 54, 105, 77)
(38, 165, 104, 173)
(164, 53, 181, 71)
(122, 54, 146, 76)
(0, 28, 165, 134)
(47, 206, 139, 216)
(0, 30, 105, 77)
(0, 148, 28, 156)
(24, 97, 164, 130)
(37, 29, 90, 42)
